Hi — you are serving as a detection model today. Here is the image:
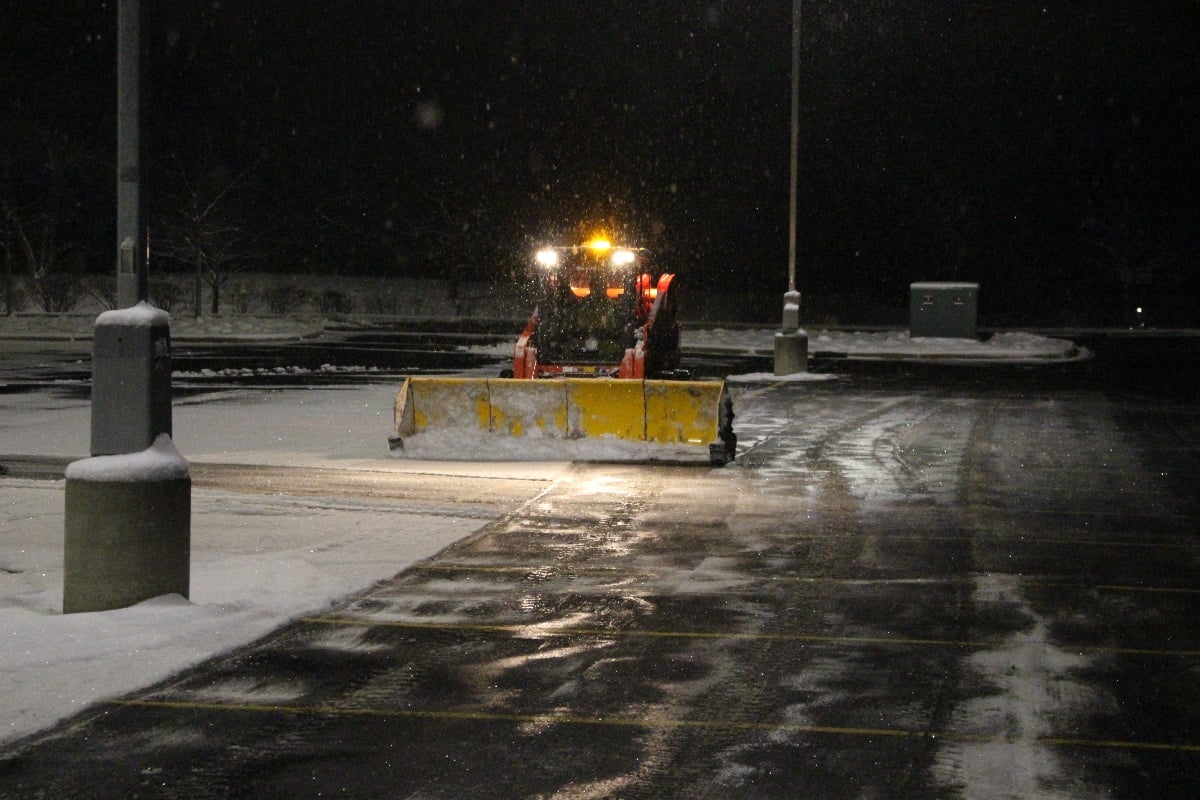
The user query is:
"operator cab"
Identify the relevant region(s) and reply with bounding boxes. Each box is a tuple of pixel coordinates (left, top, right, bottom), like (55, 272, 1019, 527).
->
(531, 240, 647, 375)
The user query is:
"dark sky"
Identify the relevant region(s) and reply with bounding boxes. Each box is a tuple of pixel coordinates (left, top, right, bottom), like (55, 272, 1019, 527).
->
(5, 1, 1198, 324)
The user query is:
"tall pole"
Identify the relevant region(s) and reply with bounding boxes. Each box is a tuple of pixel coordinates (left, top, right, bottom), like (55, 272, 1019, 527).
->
(787, 0, 800, 295)
(117, 0, 146, 308)
(67, 0, 188, 616)
(774, 0, 808, 375)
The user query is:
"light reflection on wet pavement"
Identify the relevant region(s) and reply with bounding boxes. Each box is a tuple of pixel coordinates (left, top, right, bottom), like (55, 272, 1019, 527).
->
(2, 377, 1199, 799)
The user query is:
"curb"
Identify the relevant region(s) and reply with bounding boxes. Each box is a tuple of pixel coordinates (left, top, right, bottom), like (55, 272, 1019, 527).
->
(0, 329, 326, 344)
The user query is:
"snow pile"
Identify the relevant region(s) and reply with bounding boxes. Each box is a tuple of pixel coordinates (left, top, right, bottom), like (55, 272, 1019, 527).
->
(64, 434, 190, 482)
(95, 301, 170, 329)
(393, 429, 715, 463)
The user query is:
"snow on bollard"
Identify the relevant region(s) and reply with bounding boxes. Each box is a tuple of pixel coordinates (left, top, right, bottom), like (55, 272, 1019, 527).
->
(63, 434, 191, 614)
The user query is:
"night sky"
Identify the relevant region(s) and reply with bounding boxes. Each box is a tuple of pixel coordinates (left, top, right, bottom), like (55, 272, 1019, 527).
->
(4, 1, 1198, 325)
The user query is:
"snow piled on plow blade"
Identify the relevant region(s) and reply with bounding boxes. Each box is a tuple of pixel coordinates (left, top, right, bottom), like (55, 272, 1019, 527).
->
(389, 377, 734, 464)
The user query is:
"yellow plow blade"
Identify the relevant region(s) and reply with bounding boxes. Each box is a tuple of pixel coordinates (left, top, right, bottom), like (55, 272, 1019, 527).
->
(566, 379, 646, 440)
(390, 377, 734, 464)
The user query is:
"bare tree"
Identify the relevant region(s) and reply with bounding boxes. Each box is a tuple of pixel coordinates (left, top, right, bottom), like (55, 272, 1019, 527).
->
(404, 186, 512, 287)
(0, 123, 95, 312)
(1, 212, 19, 314)
(153, 158, 261, 316)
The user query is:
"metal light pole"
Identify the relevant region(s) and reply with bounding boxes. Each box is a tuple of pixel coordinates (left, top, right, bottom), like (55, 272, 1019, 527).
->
(787, 0, 800, 297)
(774, 0, 808, 375)
(117, 0, 147, 307)
(65, 0, 190, 615)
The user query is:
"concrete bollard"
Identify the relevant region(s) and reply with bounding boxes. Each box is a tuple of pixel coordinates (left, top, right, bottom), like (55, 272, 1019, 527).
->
(63, 435, 190, 614)
(774, 290, 808, 376)
(774, 330, 808, 375)
(90, 302, 173, 456)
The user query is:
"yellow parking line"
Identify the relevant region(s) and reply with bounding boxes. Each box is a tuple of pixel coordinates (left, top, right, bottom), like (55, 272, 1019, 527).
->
(1000, 507, 1192, 522)
(106, 698, 1200, 753)
(665, 531, 1189, 549)
(303, 615, 993, 647)
(1037, 735, 1200, 753)
(300, 617, 1200, 658)
(907, 533, 1188, 549)
(1034, 582, 1200, 595)
(108, 698, 896, 736)
(408, 565, 1200, 595)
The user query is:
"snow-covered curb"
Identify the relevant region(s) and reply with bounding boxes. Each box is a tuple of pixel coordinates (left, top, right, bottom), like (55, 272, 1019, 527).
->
(469, 328, 1086, 364)
(1, 312, 1089, 363)
(0, 313, 324, 343)
(681, 328, 1087, 363)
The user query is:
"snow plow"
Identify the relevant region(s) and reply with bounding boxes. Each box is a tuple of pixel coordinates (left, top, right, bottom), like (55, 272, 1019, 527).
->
(389, 238, 735, 464)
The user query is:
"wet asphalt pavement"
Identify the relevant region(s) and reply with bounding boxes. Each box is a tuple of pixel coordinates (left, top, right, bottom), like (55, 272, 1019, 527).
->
(2, 337, 1199, 798)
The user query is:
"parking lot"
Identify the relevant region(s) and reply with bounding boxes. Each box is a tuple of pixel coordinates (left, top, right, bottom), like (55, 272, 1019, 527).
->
(2, 336, 1198, 798)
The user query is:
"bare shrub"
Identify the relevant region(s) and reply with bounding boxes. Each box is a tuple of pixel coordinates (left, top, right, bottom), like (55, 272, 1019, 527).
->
(2, 279, 29, 314)
(361, 288, 401, 315)
(317, 289, 354, 314)
(149, 279, 188, 313)
(30, 273, 88, 312)
(266, 284, 310, 314)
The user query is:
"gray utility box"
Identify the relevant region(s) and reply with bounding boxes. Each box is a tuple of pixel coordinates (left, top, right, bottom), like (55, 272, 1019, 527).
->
(910, 282, 979, 339)
(90, 305, 173, 456)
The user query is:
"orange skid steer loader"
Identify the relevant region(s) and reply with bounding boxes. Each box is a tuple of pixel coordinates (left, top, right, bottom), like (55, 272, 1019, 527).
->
(390, 239, 735, 464)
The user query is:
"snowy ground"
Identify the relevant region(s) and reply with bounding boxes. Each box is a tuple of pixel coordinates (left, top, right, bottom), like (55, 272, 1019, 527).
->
(0, 382, 572, 747)
(2, 474, 489, 746)
(0, 314, 1083, 747)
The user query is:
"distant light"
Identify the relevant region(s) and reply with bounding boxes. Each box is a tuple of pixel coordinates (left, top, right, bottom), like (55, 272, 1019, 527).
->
(1136, 306, 1144, 314)
(535, 248, 559, 268)
(414, 100, 444, 131)
(610, 249, 636, 267)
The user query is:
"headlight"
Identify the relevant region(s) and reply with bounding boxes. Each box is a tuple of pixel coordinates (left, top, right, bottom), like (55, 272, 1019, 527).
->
(535, 248, 559, 269)
(610, 249, 636, 268)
